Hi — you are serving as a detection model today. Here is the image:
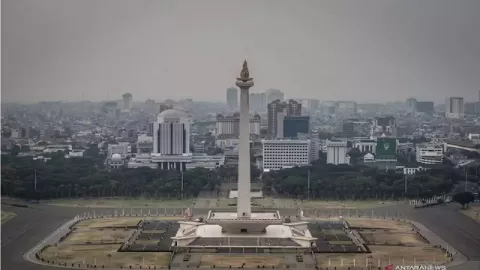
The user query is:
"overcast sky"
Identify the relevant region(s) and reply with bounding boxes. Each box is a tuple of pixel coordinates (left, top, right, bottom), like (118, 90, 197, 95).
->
(2, 0, 480, 104)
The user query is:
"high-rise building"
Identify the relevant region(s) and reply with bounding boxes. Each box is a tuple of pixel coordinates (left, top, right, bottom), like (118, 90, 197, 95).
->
(287, 99, 302, 116)
(153, 109, 190, 155)
(266, 89, 284, 104)
(416, 101, 434, 116)
(267, 99, 302, 136)
(267, 100, 286, 136)
(283, 116, 310, 138)
(122, 93, 132, 112)
(226, 87, 238, 109)
(250, 92, 267, 112)
(405, 98, 417, 113)
(445, 97, 464, 119)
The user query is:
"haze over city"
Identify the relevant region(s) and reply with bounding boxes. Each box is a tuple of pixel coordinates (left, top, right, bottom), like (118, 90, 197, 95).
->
(2, 0, 480, 103)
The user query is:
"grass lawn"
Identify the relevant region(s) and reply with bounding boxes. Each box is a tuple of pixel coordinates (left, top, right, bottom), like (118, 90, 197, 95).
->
(63, 230, 131, 244)
(199, 255, 284, 268)
(1, 211, 17, 224)
(41, 244, 170, 268)
(460, 204, 480, 223)
(300, 200, 403, 209)
(251, 198, 275, 208)
(216, 198, 236, 208)
(47, 198, 194, 208)
(345, 218, 411, 230)
(74, 216, 182, 229)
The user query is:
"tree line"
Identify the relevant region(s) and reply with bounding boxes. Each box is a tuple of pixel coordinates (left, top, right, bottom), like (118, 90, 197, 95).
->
(262, 161, 477, 200)
(1, 144, 477, 200)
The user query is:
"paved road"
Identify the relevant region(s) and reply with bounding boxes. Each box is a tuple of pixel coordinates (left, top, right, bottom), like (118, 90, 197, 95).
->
(2, 203, 480, 270)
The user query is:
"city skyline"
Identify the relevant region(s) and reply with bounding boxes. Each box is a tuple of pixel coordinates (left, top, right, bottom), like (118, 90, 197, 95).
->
(2, 0, 480, 103)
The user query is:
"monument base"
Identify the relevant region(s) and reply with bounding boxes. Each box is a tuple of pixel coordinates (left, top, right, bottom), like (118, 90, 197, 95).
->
(205, 210, 282, 233)
(171, 211, 317, 249)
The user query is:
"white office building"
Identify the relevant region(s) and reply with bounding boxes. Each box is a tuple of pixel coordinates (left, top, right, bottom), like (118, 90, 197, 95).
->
(416, 143, 444, 164)
(352, 139, 376, 153)
(445, 97, 464, 119)
(262, 139, 311, 171)
(152, 109, 191, 170)
(326, 139, 350, 165)
(216, 113, 261, 136)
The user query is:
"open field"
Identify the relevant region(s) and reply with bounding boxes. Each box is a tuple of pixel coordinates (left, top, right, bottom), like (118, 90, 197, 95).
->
(39, 216, 178, 268)
(345, 218, 411, 230)
(63, 230, 131, 244)
(314, 218, 446, 268)
(199, 255, 284, 268)
(216, 197, 298, 208)
(74, 216, 182, 229)
(460, 204, 480, 223)
(1, 210, 17, 224)
(252, 198, 275, 208)
(316, 246, 449, 268)
(47, 198, 194, 208)
(41, 244, 170, 268)
(361, 232, 426, 246)
(301, 200, 402, 209)
(216, 198, 236, 208)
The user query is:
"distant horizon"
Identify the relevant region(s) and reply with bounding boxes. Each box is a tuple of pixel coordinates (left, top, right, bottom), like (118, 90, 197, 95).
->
(0, 96, 461, 106)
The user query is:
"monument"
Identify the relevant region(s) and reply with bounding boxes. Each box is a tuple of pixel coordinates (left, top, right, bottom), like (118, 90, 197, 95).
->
(171, 61, 316, 250)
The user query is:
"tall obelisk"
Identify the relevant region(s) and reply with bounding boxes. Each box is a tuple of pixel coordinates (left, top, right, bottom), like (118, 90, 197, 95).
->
(236, 60, 254, 218)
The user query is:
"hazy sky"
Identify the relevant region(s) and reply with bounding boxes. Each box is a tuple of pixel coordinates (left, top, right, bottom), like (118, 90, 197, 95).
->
(2, 0, 480, 104)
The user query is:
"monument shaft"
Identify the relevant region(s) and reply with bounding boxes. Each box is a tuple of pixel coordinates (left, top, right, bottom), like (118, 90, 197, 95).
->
(236, 60, 254, 218)
(238, 87, 251, 217)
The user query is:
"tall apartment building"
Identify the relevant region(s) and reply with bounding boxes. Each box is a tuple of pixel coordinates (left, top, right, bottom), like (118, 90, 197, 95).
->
(226, 87, 238, 109)
(445, 97, 464, 119)
(267, 99, 302, 137)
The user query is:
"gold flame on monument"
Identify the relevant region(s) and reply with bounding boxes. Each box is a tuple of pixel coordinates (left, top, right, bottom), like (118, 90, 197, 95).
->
(239, 60, 252, 81)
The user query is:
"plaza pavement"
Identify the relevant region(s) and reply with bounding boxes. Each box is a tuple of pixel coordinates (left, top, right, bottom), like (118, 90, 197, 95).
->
(2, 202, 480, 270)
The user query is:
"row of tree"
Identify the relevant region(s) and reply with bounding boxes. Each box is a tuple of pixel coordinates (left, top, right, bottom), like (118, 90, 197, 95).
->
(262, 161, 477, 199)
(1, 153, 220, 199)
(1, 144, 477, 200)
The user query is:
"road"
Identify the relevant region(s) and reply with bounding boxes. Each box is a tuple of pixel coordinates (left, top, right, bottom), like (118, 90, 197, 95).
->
(1, 202, 480, 270)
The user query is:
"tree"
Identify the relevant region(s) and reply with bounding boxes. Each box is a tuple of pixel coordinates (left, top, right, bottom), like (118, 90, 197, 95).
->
(452, 192, 475, 209)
